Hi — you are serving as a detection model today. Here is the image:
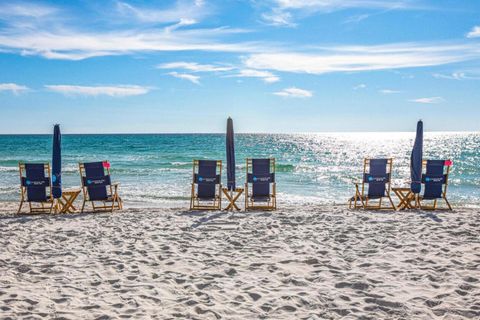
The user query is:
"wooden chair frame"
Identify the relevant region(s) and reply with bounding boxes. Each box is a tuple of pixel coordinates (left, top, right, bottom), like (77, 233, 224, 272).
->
(349, 158, 396, 210)
(190, 160, 222, 210)
(417, 159, 452, 210)
(79, 162, 123, 213)
(245, 158, 276, 211)
(18, 163, 55, 215)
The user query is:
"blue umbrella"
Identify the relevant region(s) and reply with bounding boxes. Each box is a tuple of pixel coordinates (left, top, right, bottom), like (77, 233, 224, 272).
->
(52, 124, 62, 198)
(226, 117, 235, 191)
(410, 120, 423, 194)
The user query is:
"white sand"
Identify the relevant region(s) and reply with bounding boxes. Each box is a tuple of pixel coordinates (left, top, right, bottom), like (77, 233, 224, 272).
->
(0, 202, 479, 319)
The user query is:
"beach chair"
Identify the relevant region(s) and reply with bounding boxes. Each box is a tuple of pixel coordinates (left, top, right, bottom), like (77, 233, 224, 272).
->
(417, 160, 453, 210)
(79, 161, 122, 212)
(349, 158, 396, 210)
(18, 163, 55, 214)
(245, 158, 276, 210)
(190, 160, 222, 210)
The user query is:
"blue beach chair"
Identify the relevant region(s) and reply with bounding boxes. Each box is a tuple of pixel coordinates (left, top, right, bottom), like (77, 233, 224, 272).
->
(18, 163, 55, 214)
(190, 160, 222, 210)
(79, 161, 122, 212)
(245, 158, 276, 210)
(417, 160, 453, 210)
(349, 158, 396, 210)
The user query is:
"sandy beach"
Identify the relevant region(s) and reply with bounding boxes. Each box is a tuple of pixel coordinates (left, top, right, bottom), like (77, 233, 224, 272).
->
(0, 203, 479, 319)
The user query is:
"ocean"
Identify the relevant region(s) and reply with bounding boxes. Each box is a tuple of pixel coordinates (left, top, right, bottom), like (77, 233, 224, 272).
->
(0, 132, 478, 208)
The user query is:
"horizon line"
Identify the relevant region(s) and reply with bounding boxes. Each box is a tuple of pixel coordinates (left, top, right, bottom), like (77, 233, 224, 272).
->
(0, 130, 479, 135)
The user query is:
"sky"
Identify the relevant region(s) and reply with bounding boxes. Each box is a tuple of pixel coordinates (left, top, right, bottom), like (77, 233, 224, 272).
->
(0, 0, 480, 133)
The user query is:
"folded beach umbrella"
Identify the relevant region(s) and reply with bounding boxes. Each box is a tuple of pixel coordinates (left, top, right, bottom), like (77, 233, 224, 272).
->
(226, 117, 236, 191)
(52, 124, 62, 198)
(410, 120, 423, 194)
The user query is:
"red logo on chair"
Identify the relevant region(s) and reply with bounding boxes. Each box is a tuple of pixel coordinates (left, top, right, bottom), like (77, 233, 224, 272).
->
(103, 161, 111, 169)
(444, 160, 453, 166)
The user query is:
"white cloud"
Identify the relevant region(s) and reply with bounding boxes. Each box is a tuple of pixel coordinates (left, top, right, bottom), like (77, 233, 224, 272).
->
(244, 41, 480, 74)
(272, 0, 415, 10)
(0, 83, 29, 94)
(115, 0, 209, 24)
(273, 87, 312, 98)
(262, 0, 420, 26)
(45, 85, 150, 97)
(379, 89, 401, 94)
(343, 13, 371, 24)
(168, 72, 200, 84)
(432, 72, 480, 80)
(409, 96, 444, 104)
(261, 10, 295, 27)
(353, 83, 366, 90)
(0, 1, 259, 61)
(467, 26, 480, 38)
(157, 62, 233, 72)
(159, 63, 279, 83)
(231, 69, 280, 83)
(0, 2, 58, 19)
(0, 27, 257, 60)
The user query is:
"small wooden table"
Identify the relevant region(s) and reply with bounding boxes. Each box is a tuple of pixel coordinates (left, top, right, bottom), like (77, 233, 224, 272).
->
(222, 188, 244, 211)
(392, 187, 416, 210)
(56, 189, 81, 213)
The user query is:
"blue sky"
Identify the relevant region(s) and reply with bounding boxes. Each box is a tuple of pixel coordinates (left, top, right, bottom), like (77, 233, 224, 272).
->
(0, 0, 480, 133)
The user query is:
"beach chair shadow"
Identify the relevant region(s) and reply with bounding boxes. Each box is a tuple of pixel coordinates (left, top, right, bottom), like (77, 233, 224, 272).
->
(190, 211, 228, 228)
(417, 211, 443, 223)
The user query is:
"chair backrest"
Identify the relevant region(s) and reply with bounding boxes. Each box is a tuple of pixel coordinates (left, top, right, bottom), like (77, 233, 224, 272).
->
(362, 158, 391, 198)
(422, 160, 450, 199)
(194, 160, 221, 199)
(247, 158, 275, 198)
(20, 163, 51, 202)
(81, 161, 112, 201)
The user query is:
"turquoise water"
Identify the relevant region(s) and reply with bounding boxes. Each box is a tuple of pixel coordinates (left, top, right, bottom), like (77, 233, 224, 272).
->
(0, 133, 478, 208)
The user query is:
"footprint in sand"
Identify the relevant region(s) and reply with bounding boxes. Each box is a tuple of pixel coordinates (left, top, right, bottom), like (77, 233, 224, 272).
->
(335, 281, 370, 291)
(464, 276, 478, 283)
(247, 292, 261, 301)
(364, 297, 404, 309)
(275, 305, 297, 312)
(225, 268, 237, 276)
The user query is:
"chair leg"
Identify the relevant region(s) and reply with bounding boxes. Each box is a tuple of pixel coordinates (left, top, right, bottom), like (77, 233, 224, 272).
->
(388, 196, 396, 210)
(444, 197, 453, 210)
(81, 200, 86, 213)
(17, 199, 24, 215)
(352, 186, 363, 209)
(352, 191, 357, 209)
